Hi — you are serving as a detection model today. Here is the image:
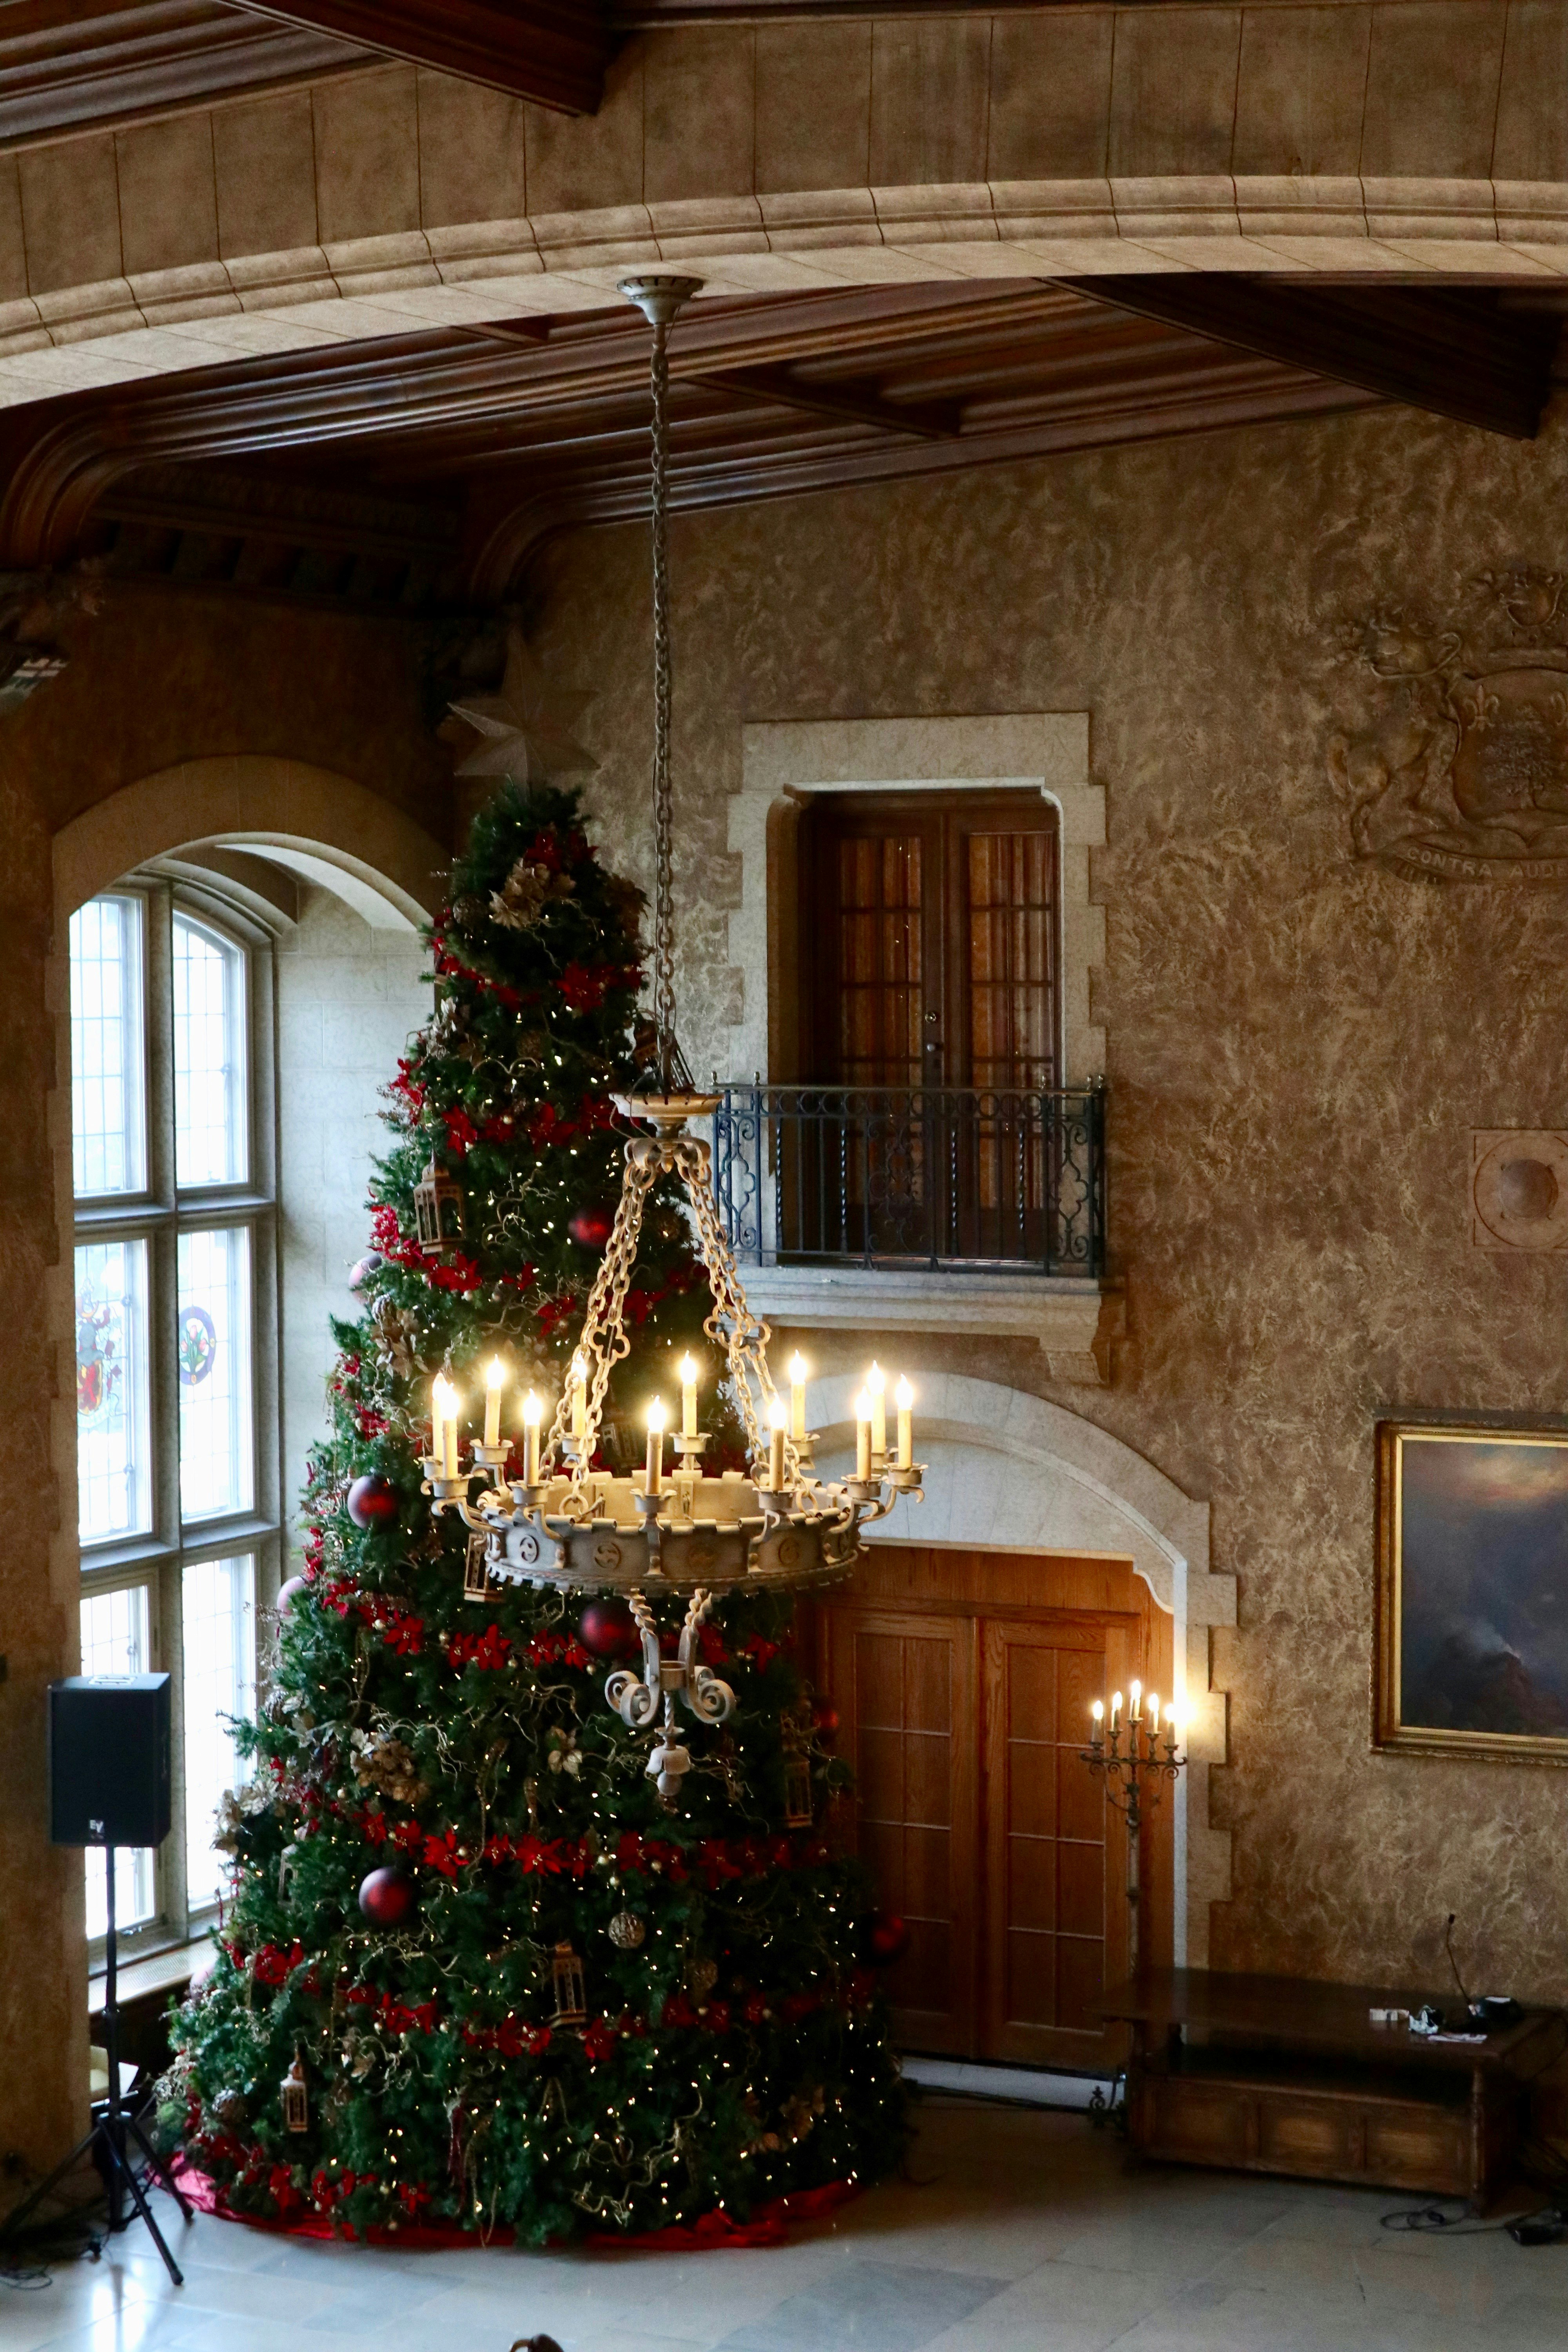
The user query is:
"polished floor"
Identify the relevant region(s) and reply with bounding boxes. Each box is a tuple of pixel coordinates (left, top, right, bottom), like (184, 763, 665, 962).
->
(4, 2098, 1567, 2352)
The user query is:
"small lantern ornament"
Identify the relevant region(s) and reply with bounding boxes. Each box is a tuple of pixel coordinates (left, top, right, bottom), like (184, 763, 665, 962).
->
(551, 1941, 587, 2028)
(783, 1748, 814, 1830)
(280, 2051, 310, 2132)
(413, 1156, 464, 1252)
(463, 1530, 495, 1602)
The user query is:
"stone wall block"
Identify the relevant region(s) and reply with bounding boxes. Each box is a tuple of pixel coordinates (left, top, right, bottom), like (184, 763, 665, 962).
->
(114, 116, 221, 279)
(525, 44, 643, 217)
(869, 17, 993, 189)
(1361, 0, 1510, 177)
(20, 137, 121, 297)
(129, 263, 243, 329)
(224, 247, 338, 310)
(213, 93, 320, 261)
(872, 182, 998, 244)
(987, 14, 1113, 183)
(755, 23, 873, 196)
(415, 69, 528, 231)
(644, 29, 756, 205)
(312, 67, 422, 247)
(1233, 3, 1374, 176)
(1107, 7, 1244, 177)
(1495, 0, 1568, 181)
(758, 187, 882, 252)
(1495, 178, 1568, 243)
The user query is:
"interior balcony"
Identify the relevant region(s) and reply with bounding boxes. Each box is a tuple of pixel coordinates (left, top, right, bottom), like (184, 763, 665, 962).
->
(712, 1079, 1123, 1385)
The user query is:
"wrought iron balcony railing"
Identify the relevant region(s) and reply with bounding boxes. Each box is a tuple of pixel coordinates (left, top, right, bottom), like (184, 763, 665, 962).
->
(713, 1082, 1105, 1277)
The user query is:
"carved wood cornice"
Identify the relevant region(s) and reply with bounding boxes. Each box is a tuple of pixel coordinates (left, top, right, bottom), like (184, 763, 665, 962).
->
(0, 1, 369, 147)
(226, 0, 610, 114)
(2, 279, 1555, 609)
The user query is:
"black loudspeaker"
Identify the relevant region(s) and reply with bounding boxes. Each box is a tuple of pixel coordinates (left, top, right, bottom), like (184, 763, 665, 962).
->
(49, 1675, 172, 1848)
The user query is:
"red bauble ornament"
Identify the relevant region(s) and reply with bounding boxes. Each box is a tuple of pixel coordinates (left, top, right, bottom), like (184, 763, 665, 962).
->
(813, 1702, 840, 1738)
(277, 1575, 310, 1615)
(348, 1251, 385, 1293)
(578, 1597, 641, 1659)
(358, 1867, 417, 1928)
(568, 1204, 615, 1250)
(866, 1912, 910, 1967)
(347, 1473, 400, 1530)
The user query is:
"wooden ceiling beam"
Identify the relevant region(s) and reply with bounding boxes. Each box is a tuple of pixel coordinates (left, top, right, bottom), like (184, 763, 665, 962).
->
(1063, 279, 1558, 441)
(0, 0, 368, 147)
(225, 0, 610, 114)
(691, 363, 961, 441)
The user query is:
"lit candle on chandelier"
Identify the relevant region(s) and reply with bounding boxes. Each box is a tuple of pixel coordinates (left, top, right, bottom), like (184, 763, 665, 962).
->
(678, 1353, 699, 1439)
(768, 1395, 788, 1492)
(429, 1377, 445, 1468)
(867, 1362, 887, 1459)
(522, 1390, 543, 1486)
(569, 1353, 587, 1441)
(645, 1397, 667, 1497)
(483, 1356, 505, 1450)
(895, 1376, 914, 1469)
(854, 1388, 873, 1481)
(788, 1352, 809, 1441)
(433, 1376, 460, 1478)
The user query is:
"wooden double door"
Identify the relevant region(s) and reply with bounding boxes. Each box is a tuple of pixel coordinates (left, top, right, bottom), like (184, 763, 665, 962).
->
(816, 1545, 1174, 2071)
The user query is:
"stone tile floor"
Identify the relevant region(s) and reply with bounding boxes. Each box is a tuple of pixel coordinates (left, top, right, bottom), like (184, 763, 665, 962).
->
(4, 2098, 1567, 2352)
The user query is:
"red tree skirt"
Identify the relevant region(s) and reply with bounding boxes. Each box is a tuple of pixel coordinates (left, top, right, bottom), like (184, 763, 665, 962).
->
(171, 2160, 860, 2251)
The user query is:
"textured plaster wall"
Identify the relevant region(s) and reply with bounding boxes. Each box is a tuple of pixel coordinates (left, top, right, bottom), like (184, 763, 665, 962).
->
(276, 885, 431, 1553)
(535, 395, 1568, 2003)
(0, 590, 453, 2175)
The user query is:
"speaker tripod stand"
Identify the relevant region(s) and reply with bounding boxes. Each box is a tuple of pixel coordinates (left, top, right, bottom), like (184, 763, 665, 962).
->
(0, 1849, 192, 2285)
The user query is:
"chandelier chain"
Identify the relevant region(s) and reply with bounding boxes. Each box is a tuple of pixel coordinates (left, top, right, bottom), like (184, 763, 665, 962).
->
(649, 313, 677, 1091)
(542, 1143, 659, 1473)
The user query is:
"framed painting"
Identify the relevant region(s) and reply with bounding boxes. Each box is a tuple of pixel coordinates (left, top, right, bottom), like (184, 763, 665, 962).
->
(1376, 1421, 1568, 1760)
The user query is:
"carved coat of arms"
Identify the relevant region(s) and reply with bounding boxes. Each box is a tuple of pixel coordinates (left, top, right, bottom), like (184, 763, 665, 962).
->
(1332, 571, 1568, 882)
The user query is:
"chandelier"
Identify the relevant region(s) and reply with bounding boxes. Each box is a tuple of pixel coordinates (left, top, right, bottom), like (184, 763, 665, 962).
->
(423, 273, 923, 1796)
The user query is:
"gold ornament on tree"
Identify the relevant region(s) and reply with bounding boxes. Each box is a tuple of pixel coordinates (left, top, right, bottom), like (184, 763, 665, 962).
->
(607, 1911, 646, 1951)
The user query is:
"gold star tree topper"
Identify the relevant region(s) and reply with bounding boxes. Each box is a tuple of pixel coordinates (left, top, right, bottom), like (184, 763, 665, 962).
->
(448, 629, 597, 780)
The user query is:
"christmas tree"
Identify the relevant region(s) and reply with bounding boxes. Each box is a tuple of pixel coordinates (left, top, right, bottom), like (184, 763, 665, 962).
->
(160, 781, 906, 2243)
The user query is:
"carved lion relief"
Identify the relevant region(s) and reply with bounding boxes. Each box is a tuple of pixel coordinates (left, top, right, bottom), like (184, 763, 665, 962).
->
(1331, 571, 1568, 883)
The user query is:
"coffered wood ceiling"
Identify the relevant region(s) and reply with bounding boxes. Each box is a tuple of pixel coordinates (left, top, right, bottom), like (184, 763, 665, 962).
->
(2, 277, 1557, 613)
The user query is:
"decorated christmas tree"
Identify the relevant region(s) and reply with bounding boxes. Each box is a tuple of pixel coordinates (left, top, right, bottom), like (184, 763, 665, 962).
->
(160, 779, 906, 2243)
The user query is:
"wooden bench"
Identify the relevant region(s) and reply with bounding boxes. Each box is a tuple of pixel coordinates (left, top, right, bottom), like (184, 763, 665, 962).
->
(1096, 1967, 1561, 2210)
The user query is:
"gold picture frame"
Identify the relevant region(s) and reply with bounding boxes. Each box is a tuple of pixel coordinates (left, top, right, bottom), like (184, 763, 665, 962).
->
(1375, 1420, 1568, 1762)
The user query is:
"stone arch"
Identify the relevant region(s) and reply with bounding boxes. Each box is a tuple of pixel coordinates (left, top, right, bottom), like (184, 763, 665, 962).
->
(808, 1367, 1234, 1967)
(52, 756, 446, 928)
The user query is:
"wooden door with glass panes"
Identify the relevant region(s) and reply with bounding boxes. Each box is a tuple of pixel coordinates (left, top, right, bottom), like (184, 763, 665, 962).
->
(816, 1545, 1172, 2068)
(799, 793, 1060, 1261)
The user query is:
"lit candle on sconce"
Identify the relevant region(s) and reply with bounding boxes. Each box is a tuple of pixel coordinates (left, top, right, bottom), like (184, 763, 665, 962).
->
(678, 1353, 699, 1439)
(1147, 1693, 1158, 1736)
(1129, 1681, 1141, 1727)
(854, 1389, 873, 1481)
(895, 1376, 914, 1469)
(788, 1353, 808, 1442)
(867, 1362, 887, 1459)
(1110, 1690, 1122, 1731)
(569, 1354, 587, 1442)
(1090, 1699, 1104, 1749)
(768, 1395, 788, 1492)
(645, 1397, 667, 1497)
(522, 1390, 543, 1486)
(483, 1356, 505, 1450)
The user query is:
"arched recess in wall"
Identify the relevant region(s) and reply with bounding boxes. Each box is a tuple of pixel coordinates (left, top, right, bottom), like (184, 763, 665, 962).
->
(52, 757, 446, 928)
(807, 1368, 1235, 1971)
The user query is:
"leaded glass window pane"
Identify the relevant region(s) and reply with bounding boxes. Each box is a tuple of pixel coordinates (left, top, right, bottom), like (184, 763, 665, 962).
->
(174, 915, 246, 1189)
(70, 897, 145, 1198)
(183, 1554, 255, 1909)
(79, 1585, 156, 1936)
(75, 1238, 152, 1542)
(178, 1226, 253, 1522)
